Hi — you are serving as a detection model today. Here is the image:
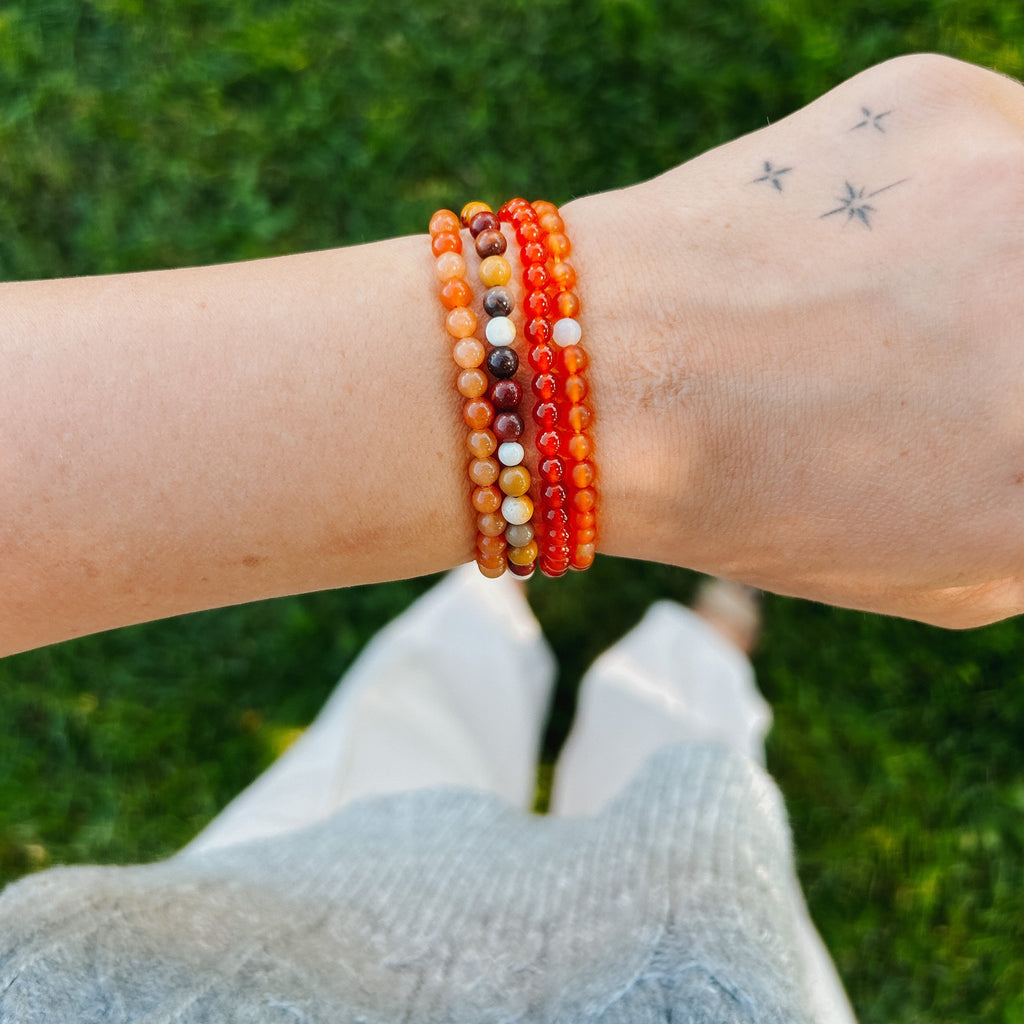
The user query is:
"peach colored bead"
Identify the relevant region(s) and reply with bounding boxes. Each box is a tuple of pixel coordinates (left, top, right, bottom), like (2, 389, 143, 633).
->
(571, 461, 596, 489)
(469, 457, 500, 487)
(575, 509, 597, 530)
(452, 338, 486, 369)
(435, 251, 466, 282)
(472, 484, 502, 514)
(508, 539, 539, 566)
(461, 200, 491, 226)
(575, 526, 597, 545)
(440, 278, 473, 310)
(430, 209, 461, 236)
(546, 232, 571, 259)
(531, 200, 559, 218)
(446, 306, 478, 339)
(539, 212, 564, 233)
(498, 465, 531, 497)
(463, 397, 494, 430)
(476, 532, 507, 558)
(467, 429, 497, 458)
(567, 433, 592, 461)
(571, 543, 596, 570)
(477, 561, 507, 579)
(477, 511, 506, 537)
(479, 255, 512, 287)
(457, 367, 488, 399)
(573, 487, 597, 513)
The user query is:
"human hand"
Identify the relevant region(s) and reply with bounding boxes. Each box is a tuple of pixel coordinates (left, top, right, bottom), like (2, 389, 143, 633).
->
(577, 54, 1024, 627)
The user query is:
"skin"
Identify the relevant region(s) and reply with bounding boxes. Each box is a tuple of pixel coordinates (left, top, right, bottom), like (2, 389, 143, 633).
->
(2, 53, 1023, 654)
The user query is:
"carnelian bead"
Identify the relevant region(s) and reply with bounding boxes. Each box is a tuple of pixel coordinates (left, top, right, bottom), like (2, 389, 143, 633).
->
(445, 306, 478, 339)
(521, 240, 547, 265)
(539, 212, 564, 234)
(567, 433, 592, 461)
(565, 403, 592, 432)
(571, 545, 596, 570)
(523, 264, 549, 291)
(472, 485, 502, 514)
(527, 345, 555, 372)
(463, 397, 494, 430)
(539, 456, 564, 483)
(490, 378, 522, 410)
(479, 255, 512, 287)
(476, 549, 505, 570)
(499, 198, 530, 219)
(467, 429, 497, 458)
(561, 344, 587, 373)
(435, 251, 466, 282)
(546, 232, 571, 259)
(533, 401, 558, 429)
(571, 461, 596, 489)
(460, 200, 491, 226)
(545, 523, 571, 547)
(431, 232, 462, 257)
(457, 367, 489, 399)
(429, 209, 461, 236)
(477, 511, 505, 536)
(549, 261, 577, 291)
(493, 411, 524, 442)
(532, 373, 557, 400)
(475, 229, 507, 258)
(537, 430, 561, 456)
(541, 561, 568, 579)
(557, 291, 580, 319)
(510, 206, 536, 227)
(452, 338, 486, 369)
(542, 506, 570, 528)
(477, 560, 507, 579)
(524, 291, 551, 318)
(574, 526, 597, 545)
(469, 210, 500, 237)
(499, 465, 531, 497)
(508, 540, 539, 566)
(532, 200, 558, 218)
(573, 487, 597, 513)
(440, 278, 472, 310)
(565, 374, 587, 404)
(542, 482, 568, 508)
(524, 318, 552, 345)
(469, 457, 500, 487)
(476, 532, 507, 557)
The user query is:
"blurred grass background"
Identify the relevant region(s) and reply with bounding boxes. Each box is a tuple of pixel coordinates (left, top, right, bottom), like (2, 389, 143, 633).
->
(1, 1, 1023, 1021)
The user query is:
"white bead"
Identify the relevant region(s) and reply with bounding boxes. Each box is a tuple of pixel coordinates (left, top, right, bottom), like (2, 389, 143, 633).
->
(552, 317, 582, 348)
(498, 441, 524, 467)
(485, 316, 516, 347)
(501, 494, 534, 526)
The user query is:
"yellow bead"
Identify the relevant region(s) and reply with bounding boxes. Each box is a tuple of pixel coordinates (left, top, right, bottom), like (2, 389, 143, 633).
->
(479, 255, 512, 288)
(460, 200, 492, 226)
(498, 465, 531, 497)
(508, 540, 539, 566)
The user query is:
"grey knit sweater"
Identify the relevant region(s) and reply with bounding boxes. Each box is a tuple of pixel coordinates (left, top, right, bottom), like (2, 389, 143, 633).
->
(0, 743, 815, 1023)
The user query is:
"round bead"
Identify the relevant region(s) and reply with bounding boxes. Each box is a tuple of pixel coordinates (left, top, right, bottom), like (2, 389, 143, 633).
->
(571, 460, 596, 488)
(552, 318, 582, 347)
(502, 494, 534, 526)
(542, 482, 568, 508)
(575, 509, 597, 530)
(476, 550, 506, 571)
(549, 261, 577, 290)
(505, 522, 534, 547)
(468, 457, 499, 486)
(435, 251, 466, 282)
(483, 287, 514, 318)
(463, 397, 494, 430)
(490, 378, 522, 410)
(565, 403, 592, 432)
(508, 540, 539, 566)
(545, 523, 571, 546)
(565, 374, 587, 404)
(477, 560, 507, 579)
(532, 373, 557, 400)
(431, 232, 462, 257)
(537, 430, 561, 456)
(521, 240, 547, 265)
(467, 429, 497, 458)
(469, 210, 500, 237)
(538, 212, 564, 234)
(573, 487, 597, 512)
(546, 232, 571, 259)
(429, 209, 461, 236)
(542, 506, 570, 528)
(539, 456, 564, 483)
(476, 531, 507, 557)
(533, 401, 558, 430)
(493, 411, 524, 442)
(561, 344, 587, 373)
(527, 345, 555, 373)
(507, 560, 535, 579)
(460, 200, 491, 226)
(452, 337, 485, 369)
(515, 220, 543, 245)
(479, 255, 512, 287)
(457, 367, 489, 399)
(571, 544, 596, 570)
(498, 441, 525, 466)
(574, 526, 597, 545)
(522, 264, 549, 291)
(531, 199, 558, 218)
(567, 433, 592, 461)
(440, 278, 472, 310)
(477, 511, 505, 537)
(557, 292, 580, 319)
(475, 229, 507, 258)
(472, 484, 502, 514)
(524, 318, 552, 346)
(524, 291, 551, 318)
(499, 465, 531, 497)
(445, 306, 478, 339)
(485, 316, 516, 347)
(486, 345, 518, 379)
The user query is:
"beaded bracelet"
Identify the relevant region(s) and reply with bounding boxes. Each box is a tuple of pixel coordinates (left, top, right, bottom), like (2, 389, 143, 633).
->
(462, 201, 537, 580)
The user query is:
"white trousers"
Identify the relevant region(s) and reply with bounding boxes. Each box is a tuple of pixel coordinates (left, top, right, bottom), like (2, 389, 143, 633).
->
(187, 564, 855, 1024)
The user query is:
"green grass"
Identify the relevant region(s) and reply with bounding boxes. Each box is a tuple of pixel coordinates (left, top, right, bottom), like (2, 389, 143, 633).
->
(2, 2, 1024, 1021)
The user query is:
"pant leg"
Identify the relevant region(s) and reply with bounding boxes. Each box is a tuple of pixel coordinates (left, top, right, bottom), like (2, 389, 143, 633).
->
(185, 565, 555, 856)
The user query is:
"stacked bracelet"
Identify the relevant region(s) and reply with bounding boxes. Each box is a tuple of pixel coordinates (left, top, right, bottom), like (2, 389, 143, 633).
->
(430, 196, 596, 580)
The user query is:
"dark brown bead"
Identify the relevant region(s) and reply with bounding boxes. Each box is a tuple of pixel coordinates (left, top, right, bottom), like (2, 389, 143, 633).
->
(508, 560, 535, 578)
(486, 345, 518, 379)
(483, 286, 514, 318)
(493, 411, 524, 442)
(475, 229, 507, 258)
(469, 210, 501, 237)
(490, 378, 523, 410)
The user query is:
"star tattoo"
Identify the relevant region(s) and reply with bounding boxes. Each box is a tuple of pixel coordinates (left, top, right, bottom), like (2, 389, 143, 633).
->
(751, 161, 792, 192)
(851, 107, 892, 132)
(820, 179, 908, 229)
